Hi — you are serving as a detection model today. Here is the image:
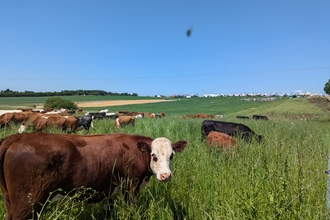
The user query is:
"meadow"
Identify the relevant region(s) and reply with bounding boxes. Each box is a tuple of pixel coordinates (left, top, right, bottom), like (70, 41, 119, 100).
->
(0, 96, 330, 219)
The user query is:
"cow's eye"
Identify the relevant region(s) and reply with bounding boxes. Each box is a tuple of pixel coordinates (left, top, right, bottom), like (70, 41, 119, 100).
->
(151, 153, 158, 162)
(169, 153, 174, 160)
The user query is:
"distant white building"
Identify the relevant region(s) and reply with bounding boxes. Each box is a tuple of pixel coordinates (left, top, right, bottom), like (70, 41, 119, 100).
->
(202, 94, 219, 97)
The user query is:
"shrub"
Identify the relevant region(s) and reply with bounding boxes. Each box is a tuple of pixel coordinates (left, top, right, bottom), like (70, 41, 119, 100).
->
(44, 97, 78, 110)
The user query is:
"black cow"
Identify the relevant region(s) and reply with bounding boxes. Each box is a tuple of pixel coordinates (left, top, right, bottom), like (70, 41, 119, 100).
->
(67, 110, 76, 114)
(201, 120, 263, 142)
(77, 115, 95, 131)
(236, 116, 250, 119)
(86, 112, 106, 120)
(252, 115, 269, 120)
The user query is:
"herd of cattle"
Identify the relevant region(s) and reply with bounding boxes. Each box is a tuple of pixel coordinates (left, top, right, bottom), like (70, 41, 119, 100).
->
(0, 108, 266, 219)
(0, 108, 167, 133)
(236, 114, 269, 120)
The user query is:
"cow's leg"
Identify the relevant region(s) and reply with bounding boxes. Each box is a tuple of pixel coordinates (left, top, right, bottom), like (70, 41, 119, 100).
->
(9, 195, 40, 220)
(103, 198, 115, 220)
(91, 121, 96, 130)
(2, 193, 14, 220)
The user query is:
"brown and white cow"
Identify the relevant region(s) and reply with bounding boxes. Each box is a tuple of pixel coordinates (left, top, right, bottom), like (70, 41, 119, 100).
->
(159, 112, 165, 117)
(206, 131, 237, 155)
(114, 116, 135, 129)
(0, 132, 187, 220)
(144, 112, 156, 118)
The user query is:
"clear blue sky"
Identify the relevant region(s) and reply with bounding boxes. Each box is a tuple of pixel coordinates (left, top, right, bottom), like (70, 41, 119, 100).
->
(1, 1, 329, 96)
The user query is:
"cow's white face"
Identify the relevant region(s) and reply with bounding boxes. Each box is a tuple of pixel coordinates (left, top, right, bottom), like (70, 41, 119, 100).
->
(149, 137, 175, 182)
(18, 124, 26, 133)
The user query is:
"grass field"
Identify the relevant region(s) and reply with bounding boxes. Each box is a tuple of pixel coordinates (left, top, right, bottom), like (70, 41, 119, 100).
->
(0, 96, 330, 219)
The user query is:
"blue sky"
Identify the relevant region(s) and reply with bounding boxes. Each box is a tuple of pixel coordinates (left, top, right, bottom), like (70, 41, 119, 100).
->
(1, 1, 329, 96)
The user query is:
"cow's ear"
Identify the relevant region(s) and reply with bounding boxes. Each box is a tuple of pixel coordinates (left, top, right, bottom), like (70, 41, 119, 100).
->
(172, 140, 187, 153)
(137, 141, 151, 153)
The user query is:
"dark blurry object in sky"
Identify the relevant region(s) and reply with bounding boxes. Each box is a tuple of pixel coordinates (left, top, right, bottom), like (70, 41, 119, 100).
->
(186, 27, 192, 37)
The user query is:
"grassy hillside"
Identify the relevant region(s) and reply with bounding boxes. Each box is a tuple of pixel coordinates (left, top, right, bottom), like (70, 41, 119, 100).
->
(0, 96, 330, 219)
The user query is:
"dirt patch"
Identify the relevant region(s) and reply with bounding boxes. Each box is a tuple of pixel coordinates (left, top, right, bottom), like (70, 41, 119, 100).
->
(1, 100, 170, 114)
(308, 97, 330, 112)
(74, 100, 171, 108)
(30, 100, 170, 109)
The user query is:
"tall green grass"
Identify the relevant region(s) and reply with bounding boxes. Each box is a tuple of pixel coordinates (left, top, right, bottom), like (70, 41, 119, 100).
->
(0, 97, 330, 219)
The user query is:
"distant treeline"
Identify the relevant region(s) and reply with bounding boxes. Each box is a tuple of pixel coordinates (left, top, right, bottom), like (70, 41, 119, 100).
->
(0, 89, 138, 97)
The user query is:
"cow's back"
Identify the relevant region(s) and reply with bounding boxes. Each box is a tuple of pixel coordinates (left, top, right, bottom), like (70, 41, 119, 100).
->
(207, 131, 236, 148)
(206, 131, 237, 155)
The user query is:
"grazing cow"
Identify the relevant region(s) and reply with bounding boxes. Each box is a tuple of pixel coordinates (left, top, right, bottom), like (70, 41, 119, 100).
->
(0, 132, 187, 220)
(201, 120, 263, 142)
(185, 114, 196, 119)
(76, 108, 84, 114)
(114, 116, 135, 129)
(144, 112, 156, 118)
(206, 131, 237, 155)
(236, 116, 250, 119)
(28, 115, 79, 133)
(154, 112, 166, 118)
(252, 115, 269, 120)
(85, 112, 106, 120)
(195, 113, 211, 119)
(0, 113, 16, 127)
(77, 115, 95, 132)
(0, 112, 33, 128)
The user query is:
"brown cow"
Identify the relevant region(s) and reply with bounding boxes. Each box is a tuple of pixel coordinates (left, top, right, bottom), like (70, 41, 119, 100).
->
(144, 112, 156, 118)
(76, 108, 84, 114)
(0, 132, 187, 220)
(114, 116, 135, 129)
(184, 114, 196, 119)
(0, 112, 33, 128)
(40, 115, 78, 132)
(195, 113, 212, 119)
(206, 131, 237, 155)
(25, 114, 78, 133)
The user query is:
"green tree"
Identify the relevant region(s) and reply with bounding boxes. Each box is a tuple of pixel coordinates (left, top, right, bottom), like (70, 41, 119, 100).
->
(324, 78, 330, 95)
(44, 97, 78, 109)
